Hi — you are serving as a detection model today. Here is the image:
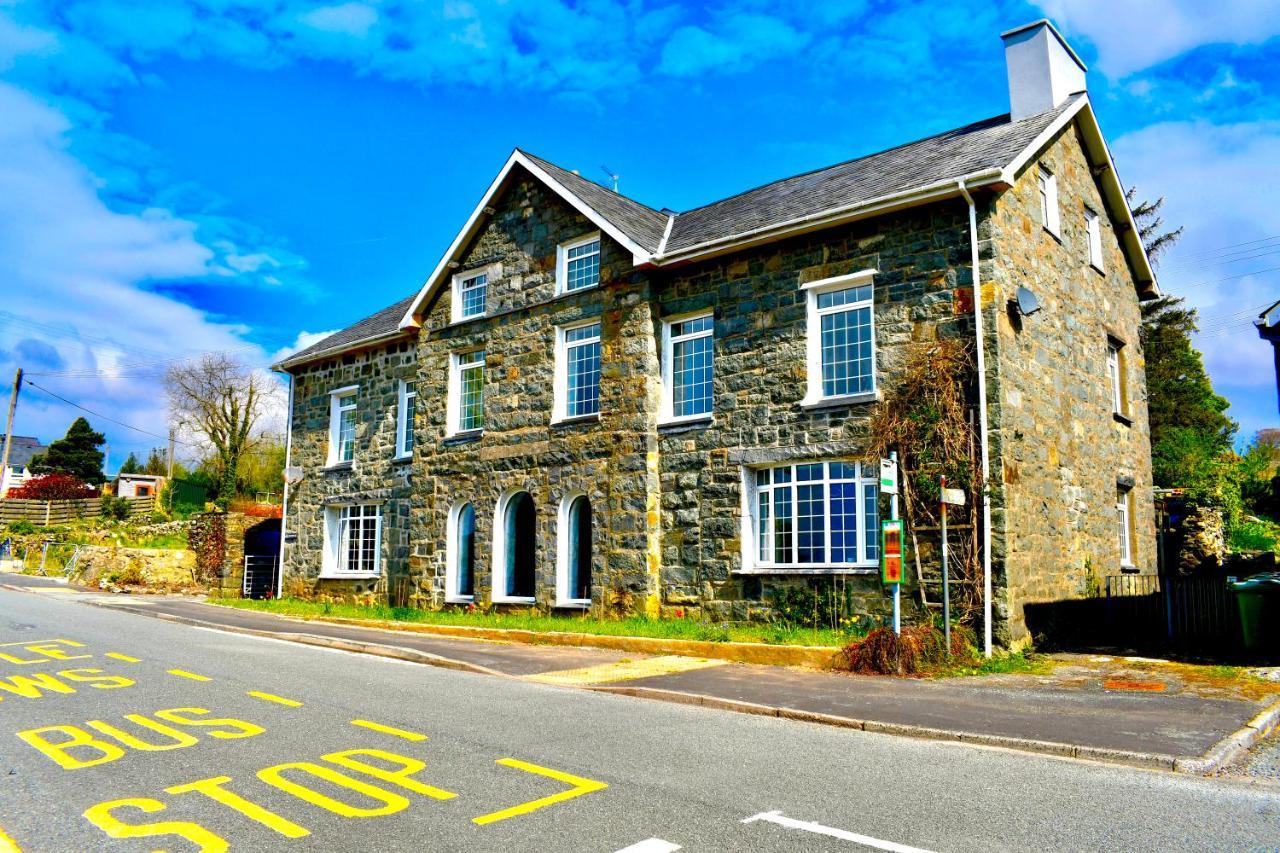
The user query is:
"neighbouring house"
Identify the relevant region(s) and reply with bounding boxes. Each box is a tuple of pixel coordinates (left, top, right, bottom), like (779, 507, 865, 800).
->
(273, 20, 1157, 645)
(0, 436, 47, 496)
(114, 473, 165, 499)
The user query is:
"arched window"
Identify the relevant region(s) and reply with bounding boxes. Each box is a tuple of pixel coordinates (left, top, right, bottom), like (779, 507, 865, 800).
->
(495, 491, 536, 601)
(557, 494, 592, 605)
(448, 502, 476, 601)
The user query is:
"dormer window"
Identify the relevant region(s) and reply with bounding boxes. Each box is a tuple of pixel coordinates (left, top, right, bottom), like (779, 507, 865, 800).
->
(454, 271, 488, 321)
(557, 234, 600, 294)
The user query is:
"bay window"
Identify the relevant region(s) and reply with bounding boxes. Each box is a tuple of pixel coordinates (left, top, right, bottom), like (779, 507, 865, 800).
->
(747, 461, 879, 570)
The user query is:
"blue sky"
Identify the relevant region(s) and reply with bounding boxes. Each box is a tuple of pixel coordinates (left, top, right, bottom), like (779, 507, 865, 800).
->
(0, 0, 1277, 470)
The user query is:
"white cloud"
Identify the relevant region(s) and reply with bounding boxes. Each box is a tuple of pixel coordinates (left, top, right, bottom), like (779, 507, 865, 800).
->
(1036, 0, 1280, 77)
(270, 330, 339, 365)
(297, 3, 379, 37)
(658, 14, 811, 77)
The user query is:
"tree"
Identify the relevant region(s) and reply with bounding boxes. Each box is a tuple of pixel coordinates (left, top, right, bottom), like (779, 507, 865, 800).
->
(237, 434, 286, 498)
(142, 447, 168, 476)
(119, 452, 141, 474)
(1126, 187, 1184, 265)
(29, 417, 106, 484)
(165, 354, 275, 509)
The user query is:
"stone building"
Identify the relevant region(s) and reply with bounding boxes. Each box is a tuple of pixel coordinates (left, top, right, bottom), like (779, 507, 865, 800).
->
(274, 21, 1158, 645)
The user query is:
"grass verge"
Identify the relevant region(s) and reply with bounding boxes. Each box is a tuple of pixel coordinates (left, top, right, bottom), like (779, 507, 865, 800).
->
(212, 597, 856, 647)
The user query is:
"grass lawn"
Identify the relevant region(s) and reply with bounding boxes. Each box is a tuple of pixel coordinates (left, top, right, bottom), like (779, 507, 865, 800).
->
(213, 597, 858, 647)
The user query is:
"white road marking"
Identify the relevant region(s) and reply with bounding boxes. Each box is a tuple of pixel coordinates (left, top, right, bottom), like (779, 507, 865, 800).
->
(742, 811, 937, 853)
(614, 840, 681, 853)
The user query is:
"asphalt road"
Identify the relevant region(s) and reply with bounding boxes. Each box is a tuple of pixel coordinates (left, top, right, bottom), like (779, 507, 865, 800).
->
(0, 587, 1276, 852)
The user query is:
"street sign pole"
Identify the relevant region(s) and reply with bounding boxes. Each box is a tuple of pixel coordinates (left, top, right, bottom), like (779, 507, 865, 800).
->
(940, 475, 951, 655)
(890, 451, 900, 635)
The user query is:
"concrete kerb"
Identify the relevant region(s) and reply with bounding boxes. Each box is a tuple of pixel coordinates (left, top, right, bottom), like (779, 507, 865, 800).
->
(1173, 696, 1280, 775)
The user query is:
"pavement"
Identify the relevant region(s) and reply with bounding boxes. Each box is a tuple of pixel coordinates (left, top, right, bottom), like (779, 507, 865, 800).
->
(3, 574, 1276, 775)
(1, 583, 1279, 852)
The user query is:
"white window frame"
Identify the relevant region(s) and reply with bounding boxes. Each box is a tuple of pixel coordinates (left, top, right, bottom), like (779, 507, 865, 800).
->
(1107, 339, 1126, 417)
(1039, 167, 1060, 237)
(556, 232, 601, 295)
(1117, 489, 1134, 568)
(660, 311, 715, 424)
(491, 490, 536, 605)
(445, 500, 476, 603)
(740, 460, 880, 574)
(555, 491, 592, 608)
(395, 379, 416, 459)
(452, 269, 489, 322)
(802, 270, 878, 407)
(321, 503, 382, 578)
(446, 350, 485, 436)
(553, 320, 602, 423)
(1085, 208, 1104, 271)
(327, 386, 358, 466)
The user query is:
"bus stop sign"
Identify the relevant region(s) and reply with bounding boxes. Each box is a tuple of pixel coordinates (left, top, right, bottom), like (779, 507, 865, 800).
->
(881, 519, 903, 584)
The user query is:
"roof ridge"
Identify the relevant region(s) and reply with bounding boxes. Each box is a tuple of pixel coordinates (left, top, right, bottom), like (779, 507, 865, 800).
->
(670, 111, 1016, 218)
(516, 149, 668, 218)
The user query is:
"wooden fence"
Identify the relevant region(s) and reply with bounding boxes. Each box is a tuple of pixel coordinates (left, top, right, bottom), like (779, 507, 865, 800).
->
(0, 495, 155, 525)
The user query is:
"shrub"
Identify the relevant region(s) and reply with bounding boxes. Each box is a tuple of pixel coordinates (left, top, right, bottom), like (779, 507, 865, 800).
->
(842, 624, 967, 675)
(100, 495, 131, 521)
(7, 474, 98, 500)
(7, 520, 37, 535)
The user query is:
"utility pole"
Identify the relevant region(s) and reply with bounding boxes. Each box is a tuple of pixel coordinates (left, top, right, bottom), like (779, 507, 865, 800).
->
(0, 368, 22, 497)
(167, 426, 175, 479)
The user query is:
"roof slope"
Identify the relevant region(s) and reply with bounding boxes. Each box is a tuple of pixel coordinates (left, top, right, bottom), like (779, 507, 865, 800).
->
(520, 151, 670, 252)
(664, 98, 1078, 254)
(277, 295, 415, 368)
(1, 436, 46, 469)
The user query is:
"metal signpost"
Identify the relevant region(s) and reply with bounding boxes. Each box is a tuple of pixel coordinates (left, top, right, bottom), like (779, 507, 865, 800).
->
(880, 453, 902, 634)
(938, 476, 967, 654)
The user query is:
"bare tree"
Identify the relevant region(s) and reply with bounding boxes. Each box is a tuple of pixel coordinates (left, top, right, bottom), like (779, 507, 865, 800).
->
(166, 354, 274, 507)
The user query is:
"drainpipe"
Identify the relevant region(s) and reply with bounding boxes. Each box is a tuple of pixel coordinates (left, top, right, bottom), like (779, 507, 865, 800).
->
(958, 180, 994, 659)
(276, 372, 295, 600)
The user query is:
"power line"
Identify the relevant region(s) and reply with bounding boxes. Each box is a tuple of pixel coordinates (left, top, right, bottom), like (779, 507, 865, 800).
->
(1163, 233, 1280, 263)
(22, 379, 196, 448)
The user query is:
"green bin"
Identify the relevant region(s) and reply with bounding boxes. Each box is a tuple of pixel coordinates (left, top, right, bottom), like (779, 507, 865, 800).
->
(1231, 572, 1280, 656)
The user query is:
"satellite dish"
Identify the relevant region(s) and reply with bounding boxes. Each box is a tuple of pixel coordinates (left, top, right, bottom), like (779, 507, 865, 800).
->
(1015, 286, 1042, 317)
(284, 466, 305, 486)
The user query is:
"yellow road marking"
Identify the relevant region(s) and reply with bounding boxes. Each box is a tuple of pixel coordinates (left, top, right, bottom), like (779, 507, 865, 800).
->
(0, 639, 61, 647)
(106, 653, 141, 663)
(473, 759, 607, 825)
(525, 655, 728, 686)
(166, 669, 211, 682)
(0, 822, 21, 852)
(248, 691, 302, 707)
(350, 720, 427, 741)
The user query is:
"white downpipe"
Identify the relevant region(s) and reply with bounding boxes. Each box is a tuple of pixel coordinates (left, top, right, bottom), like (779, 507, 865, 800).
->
(276, 372, 294, 600)
(958, 180, 994, 659)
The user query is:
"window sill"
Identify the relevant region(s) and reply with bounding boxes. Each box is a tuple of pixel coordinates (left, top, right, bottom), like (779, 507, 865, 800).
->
(393, 454, 413, 464)
(318, 571, 381, 580)
(1113, 412, 1133, 427)
(556, 283, 599, 297)
(1044, 226, 1062, 243)
(1090, 262, 1106, 275)
(445, 596, 475, 605)
(1119, 563, 1139, 574)
(442, 430, 483, 446)
(738, 566, 879, 576)
(801, 391, 880, 411)
(491, 595, 536, 605)
(451, 311, 488, 326)
(658, 415, 713, 434)
(554, 599, 591, 609)
(322, 461, 354, 473)
(550, 413, 600, 428)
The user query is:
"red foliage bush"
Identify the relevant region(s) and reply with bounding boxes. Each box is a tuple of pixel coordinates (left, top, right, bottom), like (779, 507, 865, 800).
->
(842, 625, 950, 675)
(230, 499, 282, 519)
(7, 474, 99, 500)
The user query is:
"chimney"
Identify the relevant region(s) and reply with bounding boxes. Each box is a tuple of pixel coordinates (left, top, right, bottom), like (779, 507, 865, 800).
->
(1001, 19, 1087, 122)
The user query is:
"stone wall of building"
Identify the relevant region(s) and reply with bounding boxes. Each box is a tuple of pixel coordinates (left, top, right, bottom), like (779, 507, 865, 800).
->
(407, 173, 664, 613)
(987, 121, 1157, 643)
(282, 340, 417, 599)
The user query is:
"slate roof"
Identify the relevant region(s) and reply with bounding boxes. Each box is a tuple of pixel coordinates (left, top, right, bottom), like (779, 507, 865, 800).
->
(277, 295, 415, 367)
(520, 151, 671, 253)
(663, 98, 1079, 254)
(1, 436, 46, 470)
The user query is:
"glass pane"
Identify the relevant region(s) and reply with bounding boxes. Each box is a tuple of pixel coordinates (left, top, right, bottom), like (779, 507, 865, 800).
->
(459, 354, 484, 432)
(755, 469, 770, 486)
(863, 483, 880, 563)
(672, 331, 713, 418)
(458, 504, 475, 596)
(757, 490, 770, 561)
(774, 467, 792, 484)
(338, 407, 356, 462)
(565, 240, 600, 292)
(821, 306, 873, 397)
(773, 488, 793, 563)
(828, 461, 858, 480)
(816, 284, 871, 310)
(570, 497, 592, 600)
(796, 463, 822, 482)
(829, 481, 859, 563)
(672, 315, 713, 337)
(797, 483, 825, 564)
(403, 393, 415, 452)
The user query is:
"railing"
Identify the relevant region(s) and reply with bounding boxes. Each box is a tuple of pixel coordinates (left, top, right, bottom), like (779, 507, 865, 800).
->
(1104, 574, 1240, 655)
(242, 555, 277, 600)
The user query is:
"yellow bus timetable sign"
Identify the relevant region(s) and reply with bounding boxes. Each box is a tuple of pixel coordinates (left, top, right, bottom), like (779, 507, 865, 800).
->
(881, 519, 903, 584)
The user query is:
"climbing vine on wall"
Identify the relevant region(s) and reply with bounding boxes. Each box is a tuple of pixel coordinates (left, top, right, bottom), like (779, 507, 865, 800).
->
(868, 338, 983, 624)
(187, 512, 227, 585)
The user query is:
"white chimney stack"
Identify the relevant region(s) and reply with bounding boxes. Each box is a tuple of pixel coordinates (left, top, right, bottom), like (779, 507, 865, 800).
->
(1001, 19, 1087, 122)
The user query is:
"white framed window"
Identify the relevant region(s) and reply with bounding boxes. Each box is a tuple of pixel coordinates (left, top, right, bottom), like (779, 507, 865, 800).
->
(446, 501, 476, 602)
(447, 350, 485, 435)
(661, 312, 714, 423)
(802, 271, 877, 406)
(556, 233, 601, 294)
(396, 380, 416, 458)
(1085, 208, 1104, 270)
(322, 504, 382, 577)
(1117, 489, 1134, 567)
(327, 386, 358, 466)
(452, 270, 488, 321)
(1038, 167, 1060, 236)
(554, 321, 601, 421)
(744, 461, 879, 571)
(1107, 338, 1127, 417)
(556, 493, 593, 607)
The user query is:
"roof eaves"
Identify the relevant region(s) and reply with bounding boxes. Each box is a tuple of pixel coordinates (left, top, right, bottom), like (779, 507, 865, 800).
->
(272, 329, 410, 372)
